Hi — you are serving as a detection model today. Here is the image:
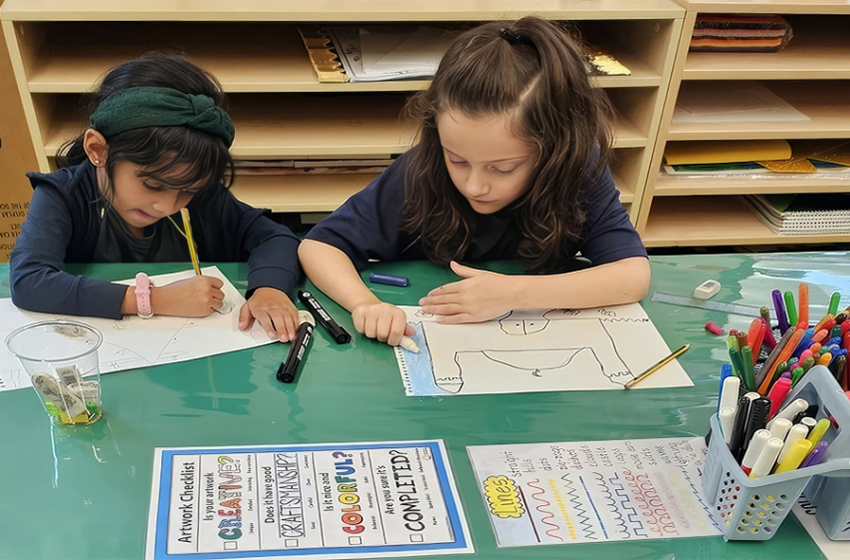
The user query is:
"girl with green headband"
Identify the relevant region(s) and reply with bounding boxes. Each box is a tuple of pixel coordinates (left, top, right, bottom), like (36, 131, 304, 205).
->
(10, 54, 303, 342)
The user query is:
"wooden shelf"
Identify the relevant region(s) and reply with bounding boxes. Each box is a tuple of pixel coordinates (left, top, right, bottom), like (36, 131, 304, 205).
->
(229, 173, 379, 212)
(683, 18, 850, 80)
(654, 173, 850, 196)
(21, 23, 660, 93)
(678, 1, 850, 15)
(1, 0, 685, 22)
(42, 93, 649, 158)
(229, 171, 633, 213)
(642, 196, 850, 247)
(668, 81, 850, 140)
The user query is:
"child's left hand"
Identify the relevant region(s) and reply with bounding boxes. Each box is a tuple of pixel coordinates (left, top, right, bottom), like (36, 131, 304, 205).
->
(239, 287, 300, 342)
(419, 261, 518, 324)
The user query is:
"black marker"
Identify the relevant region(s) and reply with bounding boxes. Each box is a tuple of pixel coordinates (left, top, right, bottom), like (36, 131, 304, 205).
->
(277, 311, 315, 384)
(297, 290, 351, 344)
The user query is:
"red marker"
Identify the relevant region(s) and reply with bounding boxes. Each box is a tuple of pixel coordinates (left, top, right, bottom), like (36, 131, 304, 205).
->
(705, 321, 724, 335)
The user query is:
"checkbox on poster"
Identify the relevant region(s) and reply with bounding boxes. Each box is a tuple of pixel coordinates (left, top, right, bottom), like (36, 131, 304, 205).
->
(285, 539, 299, 547)
(348, 536, 362, 545)
(224, 542, 237, 550)
(409, 534, 424, 543)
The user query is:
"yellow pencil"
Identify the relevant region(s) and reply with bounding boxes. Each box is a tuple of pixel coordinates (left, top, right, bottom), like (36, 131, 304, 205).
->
(180, 208, 201, 276)
(624, 343, 691, 390)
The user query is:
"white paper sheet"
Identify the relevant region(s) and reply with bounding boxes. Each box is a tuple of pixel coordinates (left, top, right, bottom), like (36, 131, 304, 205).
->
(467, 437, 721, 547)
(394, 303, 693, 396)
(0, 266, 274, 391)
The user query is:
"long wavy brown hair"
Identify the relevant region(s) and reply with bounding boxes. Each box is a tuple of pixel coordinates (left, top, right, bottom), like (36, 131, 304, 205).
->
(401, 17, 614, 272)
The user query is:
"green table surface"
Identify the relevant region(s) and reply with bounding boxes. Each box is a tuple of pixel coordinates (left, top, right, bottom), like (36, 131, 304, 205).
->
(1, 252, 849, 560)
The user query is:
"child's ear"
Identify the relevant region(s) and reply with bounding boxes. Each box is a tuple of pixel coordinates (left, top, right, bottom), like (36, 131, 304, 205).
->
(83, 129, 109, 167)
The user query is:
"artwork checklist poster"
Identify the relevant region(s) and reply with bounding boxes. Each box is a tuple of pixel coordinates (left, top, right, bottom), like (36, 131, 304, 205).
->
(467, 437, 721, 547)
(146, 440, 473, 559)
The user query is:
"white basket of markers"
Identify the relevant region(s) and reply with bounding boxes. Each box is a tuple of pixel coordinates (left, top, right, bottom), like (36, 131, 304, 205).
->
(702, 366, 850, 541)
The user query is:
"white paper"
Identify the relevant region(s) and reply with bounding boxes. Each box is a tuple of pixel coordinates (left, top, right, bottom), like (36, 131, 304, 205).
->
(794, 494, 850, 560)
(146, 440, 473, 559)
(395, 303, 693, 396)
(467, 437, 721, 547)
(674, 82, 810, 123)
(0, 266, 273, 392)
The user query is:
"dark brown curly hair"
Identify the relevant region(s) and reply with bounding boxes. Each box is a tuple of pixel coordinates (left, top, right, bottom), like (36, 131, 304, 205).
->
(401, 17, 614, 272)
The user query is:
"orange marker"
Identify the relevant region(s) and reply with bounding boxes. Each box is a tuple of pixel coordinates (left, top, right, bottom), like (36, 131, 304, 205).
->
(746, 318, 766, 363)
(798, 283, 809, 327)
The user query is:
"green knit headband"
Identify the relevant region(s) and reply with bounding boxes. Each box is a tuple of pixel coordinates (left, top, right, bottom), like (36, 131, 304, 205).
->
(89, 86, 235, 148)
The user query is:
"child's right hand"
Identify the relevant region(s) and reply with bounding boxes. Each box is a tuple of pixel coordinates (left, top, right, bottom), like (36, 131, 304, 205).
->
(152, 276, 226, 317)
(351, 301, 415, 347)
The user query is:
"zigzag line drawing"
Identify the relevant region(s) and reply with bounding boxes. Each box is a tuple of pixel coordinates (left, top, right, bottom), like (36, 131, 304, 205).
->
(609, 472, 647, 537)
(561, 472, 596, 540)
(526, 479, 564, 542)
(678, 467, 720, 529)
(579, 475, 608, 539)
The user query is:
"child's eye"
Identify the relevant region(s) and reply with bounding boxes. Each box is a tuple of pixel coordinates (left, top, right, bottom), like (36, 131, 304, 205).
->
(491, 167, 512, 175)
(141, 180, 166, 191)
(449, 159, 467, 166)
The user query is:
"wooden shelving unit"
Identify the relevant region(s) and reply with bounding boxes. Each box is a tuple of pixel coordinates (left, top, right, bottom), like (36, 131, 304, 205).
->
(637, 1, 850, 247)
(2, 0, 684, 217)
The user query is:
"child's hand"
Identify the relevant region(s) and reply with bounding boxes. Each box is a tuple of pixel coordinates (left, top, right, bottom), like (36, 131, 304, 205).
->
(153, 276, 226, 317)
(419, 261, 518, 323)
(239, 287, 300, 342)
(351, 301, 415, 347)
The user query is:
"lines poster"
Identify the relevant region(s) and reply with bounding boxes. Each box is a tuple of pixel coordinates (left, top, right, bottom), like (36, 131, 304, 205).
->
(467, 438, 721, 547)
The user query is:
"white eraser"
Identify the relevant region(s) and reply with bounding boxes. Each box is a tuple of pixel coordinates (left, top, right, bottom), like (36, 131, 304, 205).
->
(694, 279, 721, 299)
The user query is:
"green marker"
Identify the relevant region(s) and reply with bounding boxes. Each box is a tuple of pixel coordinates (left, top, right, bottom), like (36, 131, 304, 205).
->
(791, 366, 806, 387)
(784, 291, 798, 326)
(740, 346, 757, 392)
(828, 292, 841, 316)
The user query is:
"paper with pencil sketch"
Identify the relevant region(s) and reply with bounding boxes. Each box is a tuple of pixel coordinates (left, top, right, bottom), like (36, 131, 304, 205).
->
(394, 303, 693, 396)
(0, 266, 274, 392)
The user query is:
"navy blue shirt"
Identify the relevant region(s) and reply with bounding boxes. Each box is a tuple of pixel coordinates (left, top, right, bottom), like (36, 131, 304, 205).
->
(307, 149, 646, 272)
(10, 162, 301, 319)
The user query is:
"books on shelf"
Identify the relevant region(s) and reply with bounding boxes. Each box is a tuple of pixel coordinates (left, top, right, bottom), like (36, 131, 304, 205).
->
(690, 14, 793, 52)
(743, 194, 850, 235)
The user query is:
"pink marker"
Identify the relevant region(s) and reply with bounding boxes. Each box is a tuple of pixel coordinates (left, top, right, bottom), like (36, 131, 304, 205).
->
(705, 321, 724, 335)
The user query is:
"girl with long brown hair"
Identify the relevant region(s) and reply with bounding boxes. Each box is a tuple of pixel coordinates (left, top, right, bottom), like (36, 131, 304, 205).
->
(299, 17, 650, 348)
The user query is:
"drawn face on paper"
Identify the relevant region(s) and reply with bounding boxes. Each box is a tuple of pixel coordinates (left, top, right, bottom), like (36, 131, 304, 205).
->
(499, 315, 549, 335)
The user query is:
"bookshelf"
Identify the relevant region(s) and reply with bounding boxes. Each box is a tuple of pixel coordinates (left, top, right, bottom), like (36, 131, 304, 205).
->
(1, 0, 684, 216)
(637, 1, 850, 247)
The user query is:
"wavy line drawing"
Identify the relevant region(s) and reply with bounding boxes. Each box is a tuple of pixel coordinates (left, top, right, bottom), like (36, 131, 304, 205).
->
(579, 475, 608, 539)
(561, 472, 596, 540)
(591, 472, 616, 508)
(525, 479, 563, 542)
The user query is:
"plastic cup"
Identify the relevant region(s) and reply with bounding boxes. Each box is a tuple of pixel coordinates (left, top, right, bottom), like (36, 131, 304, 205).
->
(5, 320, 103, 425)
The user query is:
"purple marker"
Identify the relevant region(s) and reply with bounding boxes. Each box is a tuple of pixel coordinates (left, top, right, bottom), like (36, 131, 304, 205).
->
(800, 441, 828, 467)
(369, 272, 410, 287)
(772, 289, 790, 335)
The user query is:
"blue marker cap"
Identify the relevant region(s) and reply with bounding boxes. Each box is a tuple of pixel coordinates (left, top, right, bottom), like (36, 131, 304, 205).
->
(369, 272, 410, 288)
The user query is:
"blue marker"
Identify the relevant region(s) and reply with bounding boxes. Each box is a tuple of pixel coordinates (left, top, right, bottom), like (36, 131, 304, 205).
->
(369, 272, 410, 287)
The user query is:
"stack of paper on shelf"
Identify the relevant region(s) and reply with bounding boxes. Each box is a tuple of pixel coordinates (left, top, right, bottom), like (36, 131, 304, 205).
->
(743, 194, 850, 235)
(664, 140, 850, 176)
(299, 26, 631, 83)
(690, 14, 793, 52)
(674, 81, 809, 123)
(233, 159, 393, 176)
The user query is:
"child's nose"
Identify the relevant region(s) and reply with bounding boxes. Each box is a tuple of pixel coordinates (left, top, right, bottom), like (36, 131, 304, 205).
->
(465, 169, 490, 197)
(152, 190, 184, 215)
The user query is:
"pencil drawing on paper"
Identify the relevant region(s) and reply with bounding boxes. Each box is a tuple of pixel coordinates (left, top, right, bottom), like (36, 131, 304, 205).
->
(395, 303, 692, 396)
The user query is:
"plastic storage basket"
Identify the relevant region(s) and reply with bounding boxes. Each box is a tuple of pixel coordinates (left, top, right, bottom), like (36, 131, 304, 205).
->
(701, 366, 850, 541)
(790, 366, 850, 540)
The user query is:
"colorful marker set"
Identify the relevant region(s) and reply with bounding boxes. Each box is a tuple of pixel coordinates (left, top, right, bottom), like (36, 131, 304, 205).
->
(717, 371, 830, 479)
(726, 284, 849, 397)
